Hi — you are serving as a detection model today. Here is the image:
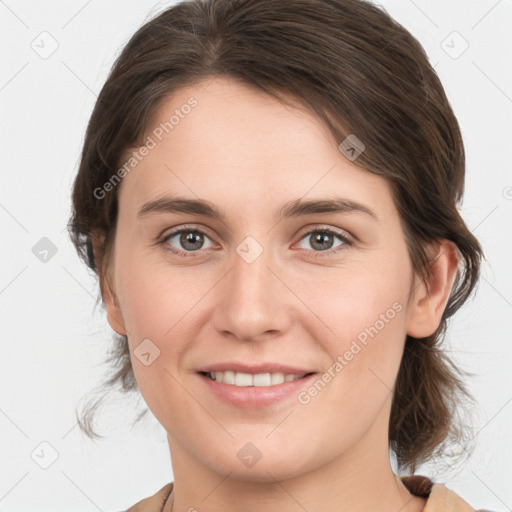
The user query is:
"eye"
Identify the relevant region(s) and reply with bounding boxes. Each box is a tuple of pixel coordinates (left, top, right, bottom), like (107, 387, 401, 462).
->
(161, 226, 215, 257)
(296, 227, 351, 256)
(159, 225, 352, 259)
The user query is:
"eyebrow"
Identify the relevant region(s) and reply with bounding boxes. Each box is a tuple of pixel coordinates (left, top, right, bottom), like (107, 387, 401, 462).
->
(137, 195, 378, 222)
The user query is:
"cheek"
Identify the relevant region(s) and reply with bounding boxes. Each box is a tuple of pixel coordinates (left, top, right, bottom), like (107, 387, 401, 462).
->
(292, 250, 411, 417)
(294, 250, 412, 350)
(294, 289, 408, 458)
(114, 244, 205, 339)
(112, 250, 219, 406)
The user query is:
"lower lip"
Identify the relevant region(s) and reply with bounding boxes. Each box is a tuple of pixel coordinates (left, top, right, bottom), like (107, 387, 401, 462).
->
(197, 372, 317, 409)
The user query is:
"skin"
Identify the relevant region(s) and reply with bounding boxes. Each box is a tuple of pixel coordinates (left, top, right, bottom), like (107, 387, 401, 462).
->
(96, 76, 459, 512)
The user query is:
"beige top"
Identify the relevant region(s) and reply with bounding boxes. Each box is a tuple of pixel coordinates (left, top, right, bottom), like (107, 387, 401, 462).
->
(124, 474, 493, 511)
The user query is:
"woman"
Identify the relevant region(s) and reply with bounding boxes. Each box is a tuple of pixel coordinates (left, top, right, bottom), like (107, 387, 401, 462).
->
(68, 0, 489, 510)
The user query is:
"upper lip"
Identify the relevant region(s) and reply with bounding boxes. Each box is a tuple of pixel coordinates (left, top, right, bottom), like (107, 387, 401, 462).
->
(197, 362, 316, 375)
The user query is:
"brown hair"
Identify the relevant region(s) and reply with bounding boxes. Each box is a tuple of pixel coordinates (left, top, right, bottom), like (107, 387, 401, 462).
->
(68, 0, 483, 473)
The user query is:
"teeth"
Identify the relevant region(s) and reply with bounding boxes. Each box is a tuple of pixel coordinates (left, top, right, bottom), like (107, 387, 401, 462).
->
(234, 372, 253, 386)
(209, 371, 307, 386)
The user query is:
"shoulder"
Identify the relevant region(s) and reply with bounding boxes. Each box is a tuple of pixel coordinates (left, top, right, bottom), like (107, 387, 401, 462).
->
(123, 482, 173, 512)
(118, 477, 497, 512)
(400, 475, 496, 512)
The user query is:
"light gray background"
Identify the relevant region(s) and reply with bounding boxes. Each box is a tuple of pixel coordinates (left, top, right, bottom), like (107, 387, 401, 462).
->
(0, 1, 511, 511)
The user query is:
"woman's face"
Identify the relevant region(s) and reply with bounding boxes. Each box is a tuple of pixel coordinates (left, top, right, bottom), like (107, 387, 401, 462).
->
(104, 76, 431, 480)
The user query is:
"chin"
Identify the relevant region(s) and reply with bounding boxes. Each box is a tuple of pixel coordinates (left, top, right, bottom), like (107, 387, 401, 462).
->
(200, 446, 312, 483)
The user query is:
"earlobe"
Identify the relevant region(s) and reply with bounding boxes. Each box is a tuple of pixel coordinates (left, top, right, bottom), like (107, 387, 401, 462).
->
(104, 281, 128, 336)
(406, 240, 459, 338)
(91, 229, 127, 337)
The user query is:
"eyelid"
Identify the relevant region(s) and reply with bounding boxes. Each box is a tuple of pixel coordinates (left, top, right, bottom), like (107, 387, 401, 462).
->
(159, 224, 210, 240)
(295, 225, 354, 243)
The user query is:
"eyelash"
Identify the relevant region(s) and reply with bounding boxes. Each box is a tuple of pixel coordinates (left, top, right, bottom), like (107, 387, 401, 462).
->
(159, 225, 353, 259)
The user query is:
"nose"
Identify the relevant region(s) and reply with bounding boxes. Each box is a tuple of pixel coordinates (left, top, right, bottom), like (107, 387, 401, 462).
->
(211, 241, 293, 342)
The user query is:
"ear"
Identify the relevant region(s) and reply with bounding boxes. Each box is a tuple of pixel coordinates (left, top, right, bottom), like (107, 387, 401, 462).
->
(406, 239, 459, 338)
(90, 229, 127, 337)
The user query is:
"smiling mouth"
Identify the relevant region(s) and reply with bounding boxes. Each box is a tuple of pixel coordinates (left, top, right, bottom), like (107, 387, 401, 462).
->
(199, 370, 316, 387)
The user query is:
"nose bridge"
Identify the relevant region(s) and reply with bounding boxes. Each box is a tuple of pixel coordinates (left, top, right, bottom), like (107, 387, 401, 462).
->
(212, 235, 291, 341)
(233, 241, 273, 303)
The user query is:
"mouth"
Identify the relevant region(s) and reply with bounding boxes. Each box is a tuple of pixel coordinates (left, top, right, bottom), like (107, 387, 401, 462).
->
(199, 370, 316, 387)
(197, 369, 318, 409)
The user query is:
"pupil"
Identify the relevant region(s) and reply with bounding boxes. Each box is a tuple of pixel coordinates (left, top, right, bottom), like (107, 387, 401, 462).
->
(312, 232, 333, 251)
(182, 231, 203, 250)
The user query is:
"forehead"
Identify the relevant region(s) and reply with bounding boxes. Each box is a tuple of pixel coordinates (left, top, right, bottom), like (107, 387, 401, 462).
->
(117, 77, 394, 220)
